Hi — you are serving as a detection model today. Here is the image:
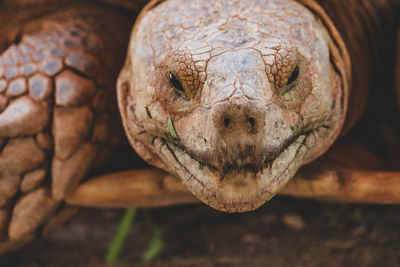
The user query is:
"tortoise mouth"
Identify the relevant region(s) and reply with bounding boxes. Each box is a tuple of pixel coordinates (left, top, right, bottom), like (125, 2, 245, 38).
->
(153, 129, 317, 212)
(216, 131, 313, 177)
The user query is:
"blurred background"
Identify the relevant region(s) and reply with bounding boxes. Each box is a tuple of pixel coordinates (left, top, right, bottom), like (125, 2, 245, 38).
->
(2, 196, 399, 267)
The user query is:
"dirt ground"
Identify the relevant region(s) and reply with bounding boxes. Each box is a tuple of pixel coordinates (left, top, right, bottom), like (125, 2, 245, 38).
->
(1, 196, 399, 267)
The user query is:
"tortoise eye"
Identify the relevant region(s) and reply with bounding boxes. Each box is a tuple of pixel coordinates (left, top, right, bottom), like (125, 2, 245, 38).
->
(287, 65, 299, 85)
(169, 72, 185, 94)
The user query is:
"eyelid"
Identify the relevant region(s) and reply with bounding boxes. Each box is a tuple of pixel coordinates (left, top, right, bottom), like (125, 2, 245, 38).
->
(287, 65, 299, 85)
(169, 72, 189, 99)
(280, 65, 299, 95)
(169, 72, 184, 91)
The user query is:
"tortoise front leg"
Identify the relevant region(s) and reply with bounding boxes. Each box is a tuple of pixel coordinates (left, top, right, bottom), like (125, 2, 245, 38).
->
(66, 168, 200, 208)
(66, 142, 400, 208)
(0, 5, 135, 254)
(65, 165, 400, 208)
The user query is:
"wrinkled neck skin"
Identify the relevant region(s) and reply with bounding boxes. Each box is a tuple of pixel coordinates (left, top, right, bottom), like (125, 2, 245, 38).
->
(118, 0, 350, 212)
(315, 0, 398, 133)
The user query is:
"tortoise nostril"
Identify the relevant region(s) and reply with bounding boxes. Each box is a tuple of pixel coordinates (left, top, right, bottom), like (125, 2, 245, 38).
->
(248, 117, 255, 129)
(212, 100, 265, 134)
(223, 117, 230, 128)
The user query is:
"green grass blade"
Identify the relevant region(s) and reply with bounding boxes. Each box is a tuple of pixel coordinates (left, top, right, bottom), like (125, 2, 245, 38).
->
(142, 231, 163, 263)
(168, 117, 179, 140)
(106, 208, 137, 264)
(141, 210, 163, 263)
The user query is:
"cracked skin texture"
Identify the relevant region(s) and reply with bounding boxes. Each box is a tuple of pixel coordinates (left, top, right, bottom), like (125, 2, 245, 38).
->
(118, 0, 352, 212)
(0, 0, 398, 254)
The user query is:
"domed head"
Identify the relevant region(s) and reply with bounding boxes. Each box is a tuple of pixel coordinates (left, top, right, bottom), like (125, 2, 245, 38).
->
(118, 0, 348, 212)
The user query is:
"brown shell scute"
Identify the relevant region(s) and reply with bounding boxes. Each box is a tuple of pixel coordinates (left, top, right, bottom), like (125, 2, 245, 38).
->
(0, 6, 133, 253)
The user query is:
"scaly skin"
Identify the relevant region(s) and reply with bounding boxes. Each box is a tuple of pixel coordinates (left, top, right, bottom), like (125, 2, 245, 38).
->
(118, 0, 399, 212)
(118, 0, 351, 212)
(0, 0, 398, 254)
(0, 2, 137, 254)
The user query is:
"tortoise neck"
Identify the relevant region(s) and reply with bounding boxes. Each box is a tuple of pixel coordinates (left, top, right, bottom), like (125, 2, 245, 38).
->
(316, 0, 398, 132)
(318, 0, 397, 64)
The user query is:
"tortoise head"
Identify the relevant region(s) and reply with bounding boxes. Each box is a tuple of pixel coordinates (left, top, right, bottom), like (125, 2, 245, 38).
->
(117, 0, 349, 212)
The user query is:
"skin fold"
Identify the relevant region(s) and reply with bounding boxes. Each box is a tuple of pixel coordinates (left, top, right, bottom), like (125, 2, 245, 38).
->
(118, 0, 351, 212)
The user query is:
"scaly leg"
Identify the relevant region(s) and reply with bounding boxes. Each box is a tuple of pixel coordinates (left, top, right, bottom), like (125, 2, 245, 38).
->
(0, 4, 137, 253)
(66, 141, 400, 208)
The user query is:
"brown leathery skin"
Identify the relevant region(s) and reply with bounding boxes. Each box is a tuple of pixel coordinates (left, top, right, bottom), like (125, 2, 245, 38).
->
(118, 0, 351, 212)
(315, 0, 399, 134)
(0, 4, 135, 254)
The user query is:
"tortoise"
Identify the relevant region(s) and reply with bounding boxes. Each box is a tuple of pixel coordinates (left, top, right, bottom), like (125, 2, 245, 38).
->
(0, 0, 399, 254)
